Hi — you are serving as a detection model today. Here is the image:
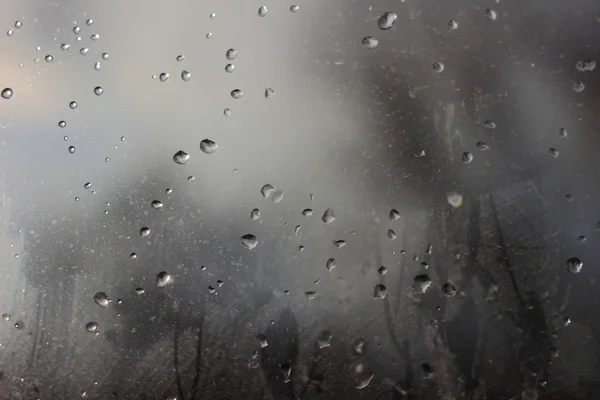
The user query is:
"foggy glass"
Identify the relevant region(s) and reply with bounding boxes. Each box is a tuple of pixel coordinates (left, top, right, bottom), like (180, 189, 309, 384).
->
(0, 0, 599, 398)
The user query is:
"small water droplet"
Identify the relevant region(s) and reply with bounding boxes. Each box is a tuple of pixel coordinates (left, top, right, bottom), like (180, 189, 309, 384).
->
(290, 5, 299, 12)
(102, 53, 109, 60)
(58, 120, 67, 128)
(225, 64, 235, 73)
(378, 12, 398, 30)
(140, 227, 151, 237)
(156, 271, 172, 287)
(85, 321, 98, 332)
(483, 120, 496, 129)
(159, 72, 169, 82)
(433, 62, 445, 73)
(84, 182, 92, 189)
(80, 47, 89, 55)
(377, 266, 388, 275)
(354, 338, 366, 354)
(461, 151, 473, 164)
(1, 88, 13, 99)
(271, 190, 284, 203)
(231, 89, 243, 99)
(333, 239, 346, 248)
(475, 141, 489, 151)
(322, 208, 336, 223)
(205, 32, 212, 39)
(129, 252, 137, 259)
(45, 54, 53, 63)
(413, 274, 432, 293)
(421, 362, 434, 378)
(94, 62, 101, 71)
(305, 291, 316, 299)
(549, 148, 559, 158)
(75, 196, 80, 201)
(240, 234, 258, 250)
(442, 282, 457, 297)
(91, 33, 99, 41)
(86, 19, 94, 26)
(485, 9, 497, 21)
(223, 108, 231, 117)
(14, 321, 24, 330)
(261, 184, 275, 198)
(226, 48, 237, 60)
(256, 334, 268, 348)
(15, 21, 22, 29)
(362, 36, 379, 49)
(166, 188, 173, 194)
(448, 19, 459, 31)
(173, 150, 190, 165)
(61, 43, 70, 51)
(388, 229, 397, 240)
(93, 292, 110, 308)
(73, 26, 81, 34)
(181, 70, 191, 81)
(7, 29, 13, 37)
(151, 200, 163, 209)
(176, 54, 185, 62)
(258, 6, 268, 17)
(317, 330, 332, 348)
(69, 101, 78, 109)
(68, 146, 76, 154)
(2, 313, 10, 321)
(566, 257, 583, 274)
(374, 284, 387, 299)
(250, 208, 260, 220)
(572, 81, 585, 92)
(200, 139, 218, 154)
(326, 258, 337, 272)
(563, 317, 572, 327)
(94, 86, 103, 96)
(559, 128, 568, 138)
(135, 287, 145, 295)
(578, 235, 587, 242)
(264, 88, 275, 98)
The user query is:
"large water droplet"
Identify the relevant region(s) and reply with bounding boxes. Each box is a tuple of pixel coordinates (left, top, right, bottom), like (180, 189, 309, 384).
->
(362, 36, 379, 49)
(231, 89, 243, 99)
(135, 287, 145, 295)
(387, 229, 397, 240)
(94, 62, 101, 71)
(226, 48, 237, 60)
(549, 148, 559, 158)
(572, 81, 585, 92)
(93, 292, 110, 308)
(156, 271, 172, 287)
(58, 120, 67, 128)
(80, 47, 89, 55)
(225, 64, 235, 73)
(94, 86, 103, 96)
(45, 55, 53, 63)
(151, 200, 163, 209)
(73, 26, 81, 34)
(442, 282, 457, 297)
(485, 9, 497, 21)
(68, 146, 76, 154)
(250, 208, 260, 220)
(322, 208, 336, 223)
(475, 141, 489, 151)
(326, 258, 337, 272)
(290, 5, 299, 12)
(261, 184, 275, 198)
(181, 70, 191, 81)
(302, 208, 314, 216)
(200, 139, 218, 154)
(102, 53, 109, 60)
(173, 150, 190, 165)
(264, 88, 275, 98)
(1, 88, 13, 99)
(305, 291, 316, 299)
(377, 266, 388, 275)
(159, 72, 169, 82)
(91, 33, 99, 41)
(566, 257, 583, 274)
(271, 190, 284, 203)
(240, 234, 258, 250)
(413, 274, 432, 293)
(448, 19, 459, 31)
(140, 227, 151, 237)
(483, 120, 496, 129)
(432, 62, 445, 73)
(461, 151, 473, 164)
(84, 182, 92, 189)
(6, 29, 13, 37)
(61, 43, 70, 51)
(258, 6, 268, 17)
(378, 12, 398, 30)
(15, 21, 22, 29)
(576, 60, 596, 72)
(69, 101, 78, 109)
(2, 313, 10, 321)
(85, 321, 98, 332)
(333, 239, 346, 248)
(374, 284, 387, 299)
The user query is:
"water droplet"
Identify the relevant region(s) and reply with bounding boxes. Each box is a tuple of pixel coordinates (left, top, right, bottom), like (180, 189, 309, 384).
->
(14, 21, 22, 29)
(159, 72, 169, 82)
(135, 287, 145, 295)
(485, 9, 497, 21)
(240, 234, 258, 250)
(261, 184, 275, 198)
(447, 192, 463, 208)
(94, 62, 101, 71)
(129, 252, 137, 259)
(377, 266, 388, 275)
(572, 81, 585, 92)
(173, 150, 190, 165)
(181, 70, 191, 81)
(322, 208, 336, 223)
(448, 19, 458, 31)
(264, 88, 275, 98)
(550, 347, 559, 358)
(475, 141, 489, 151)
(44, 54, 53, 63)
(2, 313, 10, 321)
(73, 26, 81, 34)
(68, 146, 76, 154)
(14, 321, 24, 330)
(176, 54, 185, 62)
(166, 188, 173, 194)
(250, 208, 260, 220)
(421, 363, 434, 378)
(256, 334, 268, 348)
(317, 330, 332, 348)
(225, 64, 235, 73)
(483, 120, 496, 129)
(75, 196, 80, 201)
(290, 5, 299, 12)
(231, 89, 243, 99)
(91, 33, 99, 41)
(58, 120, 67, 128)
(374, 284, 387, 299)
(225, 49, 238, 62)
(549, 148, 559, 158)
(84, 182, 92, 189)
(69, 101, 78, 109)
(223, 108, 231, 116)
(387, 229, 397, 240)
(559, 128, 568, 138)
(461, 151, 473, 164)
(156, 271, 172, 287)
(362, 36, 379, 49)
(258, 6, 268, 17)
(151, 200, 163, 209)
(80, 47, 89, 55)
(326, 258, 337, 272)
(413, 274, 433, 293)
(140, 227, 151, 237)
(442, 282, 457, 297)
(333, 239, 346, 248)
(6, 29, 13, 36)
(563, 317, 571, 327)
(86, 19, 94, 26)
(200, 139, 218, 154)
(209, 12, 216, 19)
(85, 321, 98, 332)
(433, 62, 445, 73)
(93, 292, 110, 308)
(1, 88, 13, 99)
(61, 43, 70, 51)
(305, 291, 316, 299)
(271, 190, 284, 203)
(576, 60, 596, 72)
(356, 372, 374, 389)
(102, 53, 109, 60)
(566, 257, 583, 274)
(205, 32, 212, 39)
(378, 12, 398, 30)
(121, 136, 125, 142)
(578, 235, 587, 242)
(94, 86, 103, 96)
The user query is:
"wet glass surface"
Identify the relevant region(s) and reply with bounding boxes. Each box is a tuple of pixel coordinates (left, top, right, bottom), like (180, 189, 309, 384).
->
(0, 0, 600, 398)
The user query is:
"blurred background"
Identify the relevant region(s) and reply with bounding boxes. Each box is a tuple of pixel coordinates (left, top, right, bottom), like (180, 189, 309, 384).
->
(0, 0, 600, 398)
